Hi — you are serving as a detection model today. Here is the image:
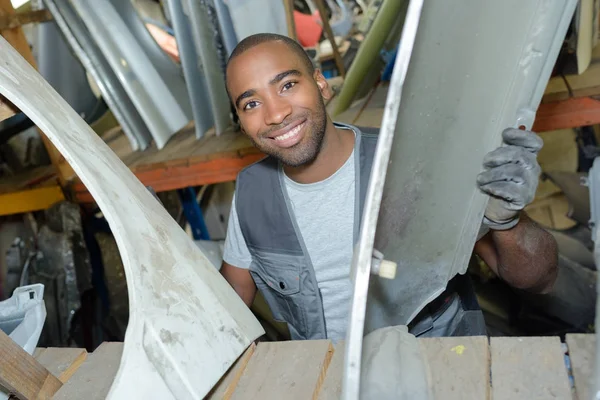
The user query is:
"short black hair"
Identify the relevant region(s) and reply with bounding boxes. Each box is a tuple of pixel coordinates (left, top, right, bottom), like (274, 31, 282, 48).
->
(226, 33, 315, 77)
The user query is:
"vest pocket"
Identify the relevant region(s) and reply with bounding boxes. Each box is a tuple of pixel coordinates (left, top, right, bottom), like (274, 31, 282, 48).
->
(249, 259, 307, 336)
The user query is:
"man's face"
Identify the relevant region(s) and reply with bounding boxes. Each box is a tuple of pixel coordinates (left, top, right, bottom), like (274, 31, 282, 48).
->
(226, 41, 331, 167)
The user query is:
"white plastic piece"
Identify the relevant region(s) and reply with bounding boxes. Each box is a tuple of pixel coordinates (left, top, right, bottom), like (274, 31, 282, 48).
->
(0, 284, 46, 354)
(0, 36, 264, 399)
(377, 260, 397, 280)
(0, 284, 47, 400)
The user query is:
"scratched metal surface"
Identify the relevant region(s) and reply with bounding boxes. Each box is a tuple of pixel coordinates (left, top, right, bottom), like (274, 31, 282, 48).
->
(0, 36, 263, 399)
(362, 0, 577, 332)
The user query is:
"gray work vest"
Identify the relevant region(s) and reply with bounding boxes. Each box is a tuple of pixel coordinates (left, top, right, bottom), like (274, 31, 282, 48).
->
(235, 123, 486, 340)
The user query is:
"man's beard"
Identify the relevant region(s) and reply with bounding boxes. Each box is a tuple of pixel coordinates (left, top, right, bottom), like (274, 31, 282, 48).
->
(249, 100, 328, 167)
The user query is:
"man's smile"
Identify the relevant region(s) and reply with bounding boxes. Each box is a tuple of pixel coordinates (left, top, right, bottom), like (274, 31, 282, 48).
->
(266, 119, 307, 148)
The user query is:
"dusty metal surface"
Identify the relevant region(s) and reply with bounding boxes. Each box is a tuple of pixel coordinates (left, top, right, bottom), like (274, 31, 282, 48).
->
(344, 0, 577, 398)
(43, 0, 152, 151)
(165, 0, 215, 139)
(70, 0, 189, 149)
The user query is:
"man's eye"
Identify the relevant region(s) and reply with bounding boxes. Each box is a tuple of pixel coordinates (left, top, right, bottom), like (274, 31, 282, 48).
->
(282, 81, 296, 91)
(243, 101, 258, 110)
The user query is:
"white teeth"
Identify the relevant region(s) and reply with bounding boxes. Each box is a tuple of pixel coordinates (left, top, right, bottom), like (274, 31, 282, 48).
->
(275, 123, 303, 141)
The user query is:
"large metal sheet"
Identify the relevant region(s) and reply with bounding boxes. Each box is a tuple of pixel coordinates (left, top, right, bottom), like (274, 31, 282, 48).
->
(111, 0, 193, 121)
(363, 0, 577, 332)
(70, 0, 190, 149)
(184, 0, 231, 135)
(227, 0, 288, 40)
(213, 0, 238, 56)
(44, 0, 152, 151)
(166, 0, 215, 139)
(0, 35, 263, 399)
(36, 15, 100, 123)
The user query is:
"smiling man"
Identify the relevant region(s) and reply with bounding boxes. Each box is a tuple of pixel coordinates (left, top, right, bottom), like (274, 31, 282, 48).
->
(220, 33, 558, 341)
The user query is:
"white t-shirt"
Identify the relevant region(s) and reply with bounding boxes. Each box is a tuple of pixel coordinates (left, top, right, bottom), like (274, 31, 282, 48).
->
(223, 134, 356, 342)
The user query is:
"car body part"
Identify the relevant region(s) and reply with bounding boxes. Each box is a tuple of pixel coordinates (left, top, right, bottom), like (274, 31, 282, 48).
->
(184, 0, 232, 135)
(0, 35, 263, 399)
(0, 284, 46, 400)
(110, 0, 193, 121)
(342, 0, 424, 398)
(44, 0, 152, 151)
(70, 0, 189, 149)
(165, 0, 216, 139)
(343, 0, 577, 398)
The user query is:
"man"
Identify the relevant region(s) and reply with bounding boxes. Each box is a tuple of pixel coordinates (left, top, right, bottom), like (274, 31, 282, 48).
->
(221, 33, 558, 341)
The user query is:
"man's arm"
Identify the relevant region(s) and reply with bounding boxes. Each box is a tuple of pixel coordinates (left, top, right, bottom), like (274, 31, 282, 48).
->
(475, 128, 558, 293)
(221, 262, 257, 307)
(474, 213, 558, 293)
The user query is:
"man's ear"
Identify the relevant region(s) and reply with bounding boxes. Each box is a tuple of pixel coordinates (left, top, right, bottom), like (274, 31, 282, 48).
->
(313, 69, 333, 100)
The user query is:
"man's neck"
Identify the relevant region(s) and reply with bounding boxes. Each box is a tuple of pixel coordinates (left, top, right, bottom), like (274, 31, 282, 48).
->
(284, 120, 355, 184)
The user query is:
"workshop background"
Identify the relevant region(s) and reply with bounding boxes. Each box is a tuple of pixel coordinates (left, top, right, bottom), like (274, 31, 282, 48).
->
(0, 0, 599, 353)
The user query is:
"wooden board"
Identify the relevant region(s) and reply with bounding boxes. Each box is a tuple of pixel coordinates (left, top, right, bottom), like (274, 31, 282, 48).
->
(419, 336, 490, 400)
(34, 347, 87, 383)
(490, 336, 571, 400)
(318, 341, 345, 400)
(53, 342, 123, 400)
(0, 329, 62, 400)
(566, 333, 595, 400)
(231, 340, 334, 400)
(206, 343, 256, 400)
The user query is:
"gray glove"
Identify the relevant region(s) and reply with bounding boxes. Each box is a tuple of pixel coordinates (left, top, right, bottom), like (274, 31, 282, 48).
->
(477, 128, 543, 232)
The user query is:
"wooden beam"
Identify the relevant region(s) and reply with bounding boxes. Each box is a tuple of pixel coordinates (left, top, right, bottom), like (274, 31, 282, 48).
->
(0, 9, 52, 30)
(0, 0, 74, 185)
(283, 0, 297, 40)
(533, 96, 600, 132)
(313, 0, 346, 77)
(71, 150, 265, 203)
(0, 185, 65, 216)
(0, 329, 63, 400)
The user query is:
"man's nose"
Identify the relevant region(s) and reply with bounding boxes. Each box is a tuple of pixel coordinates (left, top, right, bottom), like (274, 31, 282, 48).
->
(264, 98, 292, 126)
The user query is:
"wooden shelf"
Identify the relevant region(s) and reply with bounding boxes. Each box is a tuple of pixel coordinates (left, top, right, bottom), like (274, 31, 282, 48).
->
(69, 125, 265, 203)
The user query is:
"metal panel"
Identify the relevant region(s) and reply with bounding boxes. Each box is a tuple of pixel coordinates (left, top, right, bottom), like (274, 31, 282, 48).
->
(70, 0, 189, 149)
(166, 0, 215, 139)
(36, 14, 100, 123)
(111, 0, 193, 121)
(213, 0, 238, 56)
(44, 0, 152, 151)
(364, 0, 577, 331)
(184, 0, 231, 135)
(0, 34, 263, 399)
(344, 0, 577, 398)
(227, 0, 288, 40)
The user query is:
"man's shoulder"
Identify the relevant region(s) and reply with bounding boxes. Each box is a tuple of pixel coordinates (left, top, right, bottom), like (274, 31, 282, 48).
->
(334, 121, 379, 140)
(237, 155, 278, 181)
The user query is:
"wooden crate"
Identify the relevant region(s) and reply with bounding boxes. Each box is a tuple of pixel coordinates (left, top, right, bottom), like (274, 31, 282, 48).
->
(24, 334, 595, 399)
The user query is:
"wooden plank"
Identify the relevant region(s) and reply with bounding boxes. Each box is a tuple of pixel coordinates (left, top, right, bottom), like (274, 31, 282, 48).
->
(566, 334, 595, 400)
(0, 329, 62, 399)
(419, 336, 490, 400)
(206, 343, 256, 400)
(318, 341, 345, 400)
(0, 185, 65, 216)
(34, 347, 87, 383)
(33, 348, 46, 359)
(533, 96, 600, 132)
(53, 342, 123, 400)
(0, 9, 53, 30)
(490, 336, 571, 400)
(231, 340, 334, 400)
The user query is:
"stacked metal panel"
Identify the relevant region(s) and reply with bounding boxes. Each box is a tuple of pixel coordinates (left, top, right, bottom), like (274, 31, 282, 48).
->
(42, 0, 291, 149)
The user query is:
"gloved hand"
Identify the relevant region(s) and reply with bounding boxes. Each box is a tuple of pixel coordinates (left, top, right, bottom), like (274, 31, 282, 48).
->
(477, 127, 543, 231)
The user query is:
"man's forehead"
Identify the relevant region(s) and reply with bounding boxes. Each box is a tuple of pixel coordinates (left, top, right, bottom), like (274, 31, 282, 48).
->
(227, 42, 306, 81)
